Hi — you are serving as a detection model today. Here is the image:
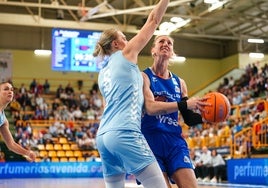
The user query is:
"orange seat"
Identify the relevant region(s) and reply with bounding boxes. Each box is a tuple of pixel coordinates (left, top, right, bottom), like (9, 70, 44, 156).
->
(39, 150, 48, 158)
(62, 144, 70, 150)
(68, 157, 77, 162)
(60, 157, 68, 162)
(57, 150, 66, 157)
(45, 144, 54, 151)
(77, 157, 85, 162)
(54, 144, 62, 150)
(48, 150, 57, 158)
(65, 150, 74, 157)
(37, 144, 45, 150)
(74, 150, 82, 157)
(35, 157, 42, 162)
(51, 157, 59, 162)
(59, 137, 68, 144)
(70, 143, 79, 150)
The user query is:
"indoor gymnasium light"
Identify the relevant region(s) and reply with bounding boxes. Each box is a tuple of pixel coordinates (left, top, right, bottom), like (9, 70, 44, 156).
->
(249, 52, 264, 59)
(34, 49, 52, 56)
(247, 38, 264, 43)
(170, 55, 186, 63)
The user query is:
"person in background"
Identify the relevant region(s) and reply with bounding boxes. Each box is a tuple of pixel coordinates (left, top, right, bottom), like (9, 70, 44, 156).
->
(196, 146, 212, 182)
(92, 0, 170, 187)
(0, 151, 6, 162)
(141, 35, 208, 188)
(43, 79, 50, 94)
(0, 81, 36, 162)
(210, 149, 226, 183)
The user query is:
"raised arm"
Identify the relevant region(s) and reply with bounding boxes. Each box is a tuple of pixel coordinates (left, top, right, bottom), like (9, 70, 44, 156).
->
(123, 0, 170, 64)
(0, 120, 36, 162)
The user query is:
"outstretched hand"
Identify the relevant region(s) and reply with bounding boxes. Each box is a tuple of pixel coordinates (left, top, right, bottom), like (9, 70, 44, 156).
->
(24, 150, 36, 162)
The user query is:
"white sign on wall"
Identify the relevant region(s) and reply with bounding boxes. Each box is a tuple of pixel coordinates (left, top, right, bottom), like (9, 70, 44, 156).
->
(0, 51, 12, 82)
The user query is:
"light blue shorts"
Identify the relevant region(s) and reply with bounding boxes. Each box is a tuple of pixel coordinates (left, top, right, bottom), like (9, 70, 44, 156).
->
(96, 130, 156, 177)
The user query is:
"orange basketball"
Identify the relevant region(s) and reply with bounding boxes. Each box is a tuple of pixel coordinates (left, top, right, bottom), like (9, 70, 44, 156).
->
(201, 92, 231, 123)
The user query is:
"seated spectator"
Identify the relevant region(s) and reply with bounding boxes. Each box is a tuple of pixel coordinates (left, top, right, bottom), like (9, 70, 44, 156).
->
(77, 133, 95, 150)
(18, 133, 30, 149)
(210, 149, 226, 183)
(86, 107, 96, 120)
(195, 146, 212, 182)
(71, 106, 83, 120)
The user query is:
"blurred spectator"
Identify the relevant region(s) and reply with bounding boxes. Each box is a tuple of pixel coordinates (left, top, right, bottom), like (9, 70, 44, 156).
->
(210, 149, 226, 183)
(0, 152, 5, 162)
(56, 84, 64, 99)
(72, 106, 83, 120)
(77, 132, 95, 150)
(29, 78, 37, 92)
(195, 146, 212, 182)
(43, 79, 50, 94)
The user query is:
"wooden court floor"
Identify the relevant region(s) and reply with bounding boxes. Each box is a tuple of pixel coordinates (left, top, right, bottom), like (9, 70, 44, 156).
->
(0, 178, 267, 188)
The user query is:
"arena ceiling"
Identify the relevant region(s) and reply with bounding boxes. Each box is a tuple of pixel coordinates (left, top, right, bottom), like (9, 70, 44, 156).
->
(0, 0, 268, 57)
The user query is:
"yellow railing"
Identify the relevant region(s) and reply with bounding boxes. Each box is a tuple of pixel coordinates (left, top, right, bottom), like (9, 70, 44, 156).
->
(252, 117, 268, 148)
(231, 127, 252, 158)
(16, 119, 100, 129)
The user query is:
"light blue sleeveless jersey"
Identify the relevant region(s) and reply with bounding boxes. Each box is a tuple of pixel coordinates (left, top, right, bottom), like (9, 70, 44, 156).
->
(97, 51, 144, 135)
(0, 111, 6, 127)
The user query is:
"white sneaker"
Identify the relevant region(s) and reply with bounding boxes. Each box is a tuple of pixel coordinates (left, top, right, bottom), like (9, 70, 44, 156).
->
(202, 177, 209, 182)
(210, 178, 217, 183)
(197, 177, 202, 182)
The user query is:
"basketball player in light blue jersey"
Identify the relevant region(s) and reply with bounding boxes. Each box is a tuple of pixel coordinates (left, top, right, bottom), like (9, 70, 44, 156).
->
(141, 35, 208, 188)
(92, 1, 170, 188)
(0, 81, 36, 162)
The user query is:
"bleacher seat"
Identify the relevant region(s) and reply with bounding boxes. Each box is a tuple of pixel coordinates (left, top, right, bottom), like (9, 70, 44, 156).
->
(62, 144, 71, 150)
(57, 150, 65, 158)
(54, 144, 62, 150)
(59, 137, 68, 144)
(45, 144, 54, 151)
(77, 157, 85, 162)
(60, 157, 68, 162)
(65, 150, 74, 157)
(74, 150, 82, 157)
(37, 144, 45, 150)
(39, 150, 48, 158)
(68, 157, 77, 162)
(48, 150, 57, 158)
(51, 157, 59, 162)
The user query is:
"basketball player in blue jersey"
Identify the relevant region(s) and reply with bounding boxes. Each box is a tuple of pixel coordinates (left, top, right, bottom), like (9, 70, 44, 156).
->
(92, 1, 170, 188)
(0, 81, 36, 162)
(141, 35, 207, 188)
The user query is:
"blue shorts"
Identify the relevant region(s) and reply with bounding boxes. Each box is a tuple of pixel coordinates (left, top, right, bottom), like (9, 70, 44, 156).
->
(143, 131, 194, 178)
(96, 130, 156, 177)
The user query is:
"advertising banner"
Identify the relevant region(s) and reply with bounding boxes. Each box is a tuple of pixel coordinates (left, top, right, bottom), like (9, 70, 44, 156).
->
(0, 162, 103, 178)
(227, 158, 268, 185)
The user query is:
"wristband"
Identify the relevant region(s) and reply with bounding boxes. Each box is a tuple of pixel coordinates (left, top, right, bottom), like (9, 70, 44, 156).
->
(177, 100, 187, 113)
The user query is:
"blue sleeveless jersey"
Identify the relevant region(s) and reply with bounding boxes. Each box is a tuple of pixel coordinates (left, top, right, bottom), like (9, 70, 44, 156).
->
(141, 68, 183, 134)
(97, 51, 144, 135)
